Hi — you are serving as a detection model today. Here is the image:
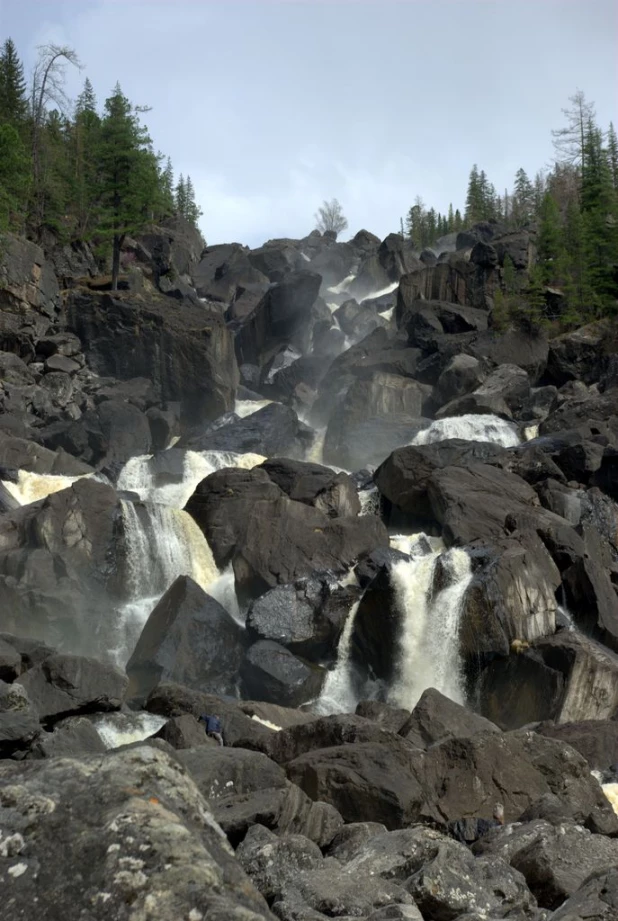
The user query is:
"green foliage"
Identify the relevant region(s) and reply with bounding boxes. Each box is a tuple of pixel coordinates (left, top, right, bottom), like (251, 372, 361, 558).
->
(0, 38, 28, 124)
(0, 123, 29, 229)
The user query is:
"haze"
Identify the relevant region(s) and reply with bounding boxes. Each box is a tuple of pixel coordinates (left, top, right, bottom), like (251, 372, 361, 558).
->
(1, 0, 616, 246)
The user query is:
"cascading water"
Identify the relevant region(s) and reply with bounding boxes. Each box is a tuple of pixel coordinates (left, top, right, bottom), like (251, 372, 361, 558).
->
(91, 712, 168, 749)
(112, 500, 220, 664)
(388, 545, 473, 709)
(315, 598, 362, 714)
(117, 449, 266, 508)
(1, 470, 91, 506)
(412, 414, 520, 448)
(234, 398, 272, 418)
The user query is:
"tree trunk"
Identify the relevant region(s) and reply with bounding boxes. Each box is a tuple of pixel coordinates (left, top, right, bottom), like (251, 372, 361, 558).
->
(111, 234, 124, 292)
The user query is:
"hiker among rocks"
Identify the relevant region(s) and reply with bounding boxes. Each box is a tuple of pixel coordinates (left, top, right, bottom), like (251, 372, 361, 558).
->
(200, 713, 224, 746)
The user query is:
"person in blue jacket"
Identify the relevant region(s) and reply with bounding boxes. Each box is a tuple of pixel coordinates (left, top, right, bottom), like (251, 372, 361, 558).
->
(200, 713, 224, 746)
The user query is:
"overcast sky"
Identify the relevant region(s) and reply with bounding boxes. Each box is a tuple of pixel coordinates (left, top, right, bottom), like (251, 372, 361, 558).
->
(1, 0, 616, 247)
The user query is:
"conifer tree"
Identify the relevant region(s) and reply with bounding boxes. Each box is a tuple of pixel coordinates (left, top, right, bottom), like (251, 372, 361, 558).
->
(512, 168, 534, 227)
(552, 89, 596, 176)
(465, 165, 484, 224)
(580, 118, 618, 305)
(95, 83, 161, 290)
(447, 203, 454, 232)
(0, 123, 29, 229)
(606, 122, 618, 190)
(184, 175, 202, 227)
(160, 157, 175, 214)
(175, 174, 187, 216)
(73, 78, 100, 235)
(536, 192, 565, 286)
(0, 38, 28, 124)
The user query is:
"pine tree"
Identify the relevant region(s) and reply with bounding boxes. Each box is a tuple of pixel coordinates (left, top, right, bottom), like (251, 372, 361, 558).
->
(465, 165, 484, 224)
(0, 38, 28, 124)
(95, 83, 161, 290)
(0, 123, 29, 229)
(73, 78, 100, 235)
(512, 168, 534, 228)
(184, 175, 202, 227)
(580, 118, 618, 306)
(405, 196, 426, 249)
(175, 174, 187, 216)
(447, 203, 454, 232)
(606, 122, 618, 190)
(563, 199, 591, 321)
(552, 89, 596, 176)
(536, 192, 565, 286)
(454, 209, 463, 232)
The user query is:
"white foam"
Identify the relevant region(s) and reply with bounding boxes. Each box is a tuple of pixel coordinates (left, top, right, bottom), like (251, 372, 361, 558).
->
(412, 414, 520, 448)
(92, 712, 168, 749)
(2, 470, 91, 506)
(234, 399, 272, 418)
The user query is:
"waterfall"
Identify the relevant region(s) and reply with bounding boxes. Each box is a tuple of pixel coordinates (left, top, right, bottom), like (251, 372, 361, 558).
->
(315, 598, 362, 715)
(91, 712, 167, 749)
(112, 500, 219, 665)
(602, 784, 618, 817)
(1, 470, 91, 506)
(305, 426, 327, 465)
(117, 449, 266, 508)
(234, 398, 272, 418)
(388, 546, 473, 709)
(412, 414, 520, 448)
(204, 563, 243, 627)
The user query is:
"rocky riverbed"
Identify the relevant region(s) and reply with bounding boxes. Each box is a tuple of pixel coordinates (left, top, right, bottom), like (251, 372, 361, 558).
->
(1, 217, 618, 919)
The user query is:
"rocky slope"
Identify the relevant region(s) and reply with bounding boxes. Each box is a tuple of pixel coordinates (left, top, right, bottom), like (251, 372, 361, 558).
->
(1, 216, 618, 919)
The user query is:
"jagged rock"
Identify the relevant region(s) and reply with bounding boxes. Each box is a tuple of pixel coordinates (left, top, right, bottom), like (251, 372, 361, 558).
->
(325, 821, 389, 861)
(437, 353, 486, 403)
(67, 291, 238, 426)
(241, 640, 324, 708)
(44, 354, 81, 374)
(246, 576, 357, 659)
(437, 363, 531, 420)
(334, 298, 386, 340)
(247, 240, 305, 280)
(546, 321, 612, 386)
(261, 457, 361, 517)
(549, 867, 618, 920)
(0, 637, 22, 681)
(126, 575, 247, 704)
(0, 681, 40, 753)
(177, 746, 288, 808)
(398, 687, 500, 748)
(235, 271, 322, 367)
(539, 390, 618, 443)
(215, 781, 343, 848)
(237, 824, 323, 902)
(146, 405, 180, 451)
(19, 652, 127, 721)
(269, 714, 408, 765)
(474, 819, 618, 910)
(535, 719, 618, 772)
(277, 864, 416, 920)
(355, 700, 411, 733)
(0, 746, 275, 920)
(374, 440, 506, 521)
(593, 445, 618, 500)
(182, 402, 308, 457)
(478, 632, 618, 729)
(286, 729, 617, 834)
(0, 433, 92, 475)
(193, 243, 269, 304)
(25, 715, 107, 759)
(41, 399, 152, 468)
(0, 232, 60, 317)
(154, 713, 210, 749)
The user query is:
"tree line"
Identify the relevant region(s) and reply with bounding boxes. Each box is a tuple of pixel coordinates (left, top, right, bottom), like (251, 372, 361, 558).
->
(404, 90, 618, 326)
(0, 38, 202, 288)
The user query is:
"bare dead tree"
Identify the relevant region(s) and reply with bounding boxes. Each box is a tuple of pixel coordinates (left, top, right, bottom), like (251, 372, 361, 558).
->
(315, 198, 348, 236)
(551, 89, 596, 177)
(30, 43, 81, 230)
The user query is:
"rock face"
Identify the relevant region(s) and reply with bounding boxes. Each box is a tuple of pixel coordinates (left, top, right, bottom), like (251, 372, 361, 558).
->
(0, 232, 60, 318)
(0, 746, 275, 920)
(67, 291, 238, 425)
(126, 575, 247, 703)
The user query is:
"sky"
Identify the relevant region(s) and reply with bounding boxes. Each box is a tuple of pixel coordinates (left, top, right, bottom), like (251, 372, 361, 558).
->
(1, 0, 617, 248)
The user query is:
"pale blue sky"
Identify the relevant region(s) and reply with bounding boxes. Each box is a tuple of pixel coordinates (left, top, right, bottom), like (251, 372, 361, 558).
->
(1, 0, 616, 246)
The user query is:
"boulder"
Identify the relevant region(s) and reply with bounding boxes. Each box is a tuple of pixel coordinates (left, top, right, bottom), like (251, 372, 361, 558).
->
(593, 445, 618, 501)
(269, 714, 408, 765)
(182, 402, 308, 458)
(260, 457, 361, 517)
(0, 433, 92, 476)
(154, 713, 210, 749)
(535, 719, 618, 772)
(42, 399, 152, 468)
(355, 700, 411, 733)
(25, 715, 107, 759)
(235, 271, 322, 367)
(177, 745, 287, 800)
(437, 353, 486, 403)
(0, 680, 40, 754)
(475, 819, 618, 910)
(67, 291, 238, 426)
(0, 637, 21, 681)
(241, 640, 324, 708)
(19, 652, 127, 721)
(436, 363, 531, 420)
(546, 321, 613, 386)
(398, 687, 500, 748)
(126, 575, 247, 703)
(193, 243, 269, 304)
(549, 867, 618, 921)
(0, 746, 275, 920)
(236, 824, 323, 902)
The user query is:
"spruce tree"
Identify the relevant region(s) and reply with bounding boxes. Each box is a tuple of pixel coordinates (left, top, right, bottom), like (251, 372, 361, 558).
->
(175, 174, 187, 217)
(606, 122, 618, 190)
(0, 123, 29, 229)
(73, 78, 100, 235)
(95, 84, 161, 290)
(160, 157, 175, 215)
(512, 168, 534, 228)
(0, 38, 28, 124)
(536, 192, 565, 286)
(447, 203, 454, 232)
(563, 199, 591, 322)
(184, 175, 202, 227)
(465, 165, 483, 224)
(580, 119, 618, 307)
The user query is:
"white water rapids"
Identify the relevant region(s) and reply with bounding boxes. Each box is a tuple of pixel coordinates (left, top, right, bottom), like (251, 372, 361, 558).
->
(412, 413, 520, 448)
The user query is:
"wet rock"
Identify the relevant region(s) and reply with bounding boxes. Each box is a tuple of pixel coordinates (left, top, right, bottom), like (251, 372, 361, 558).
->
(0, 746, 275, 920)
(154, 713, 210, 749)
(534, 719, 618, 772)
(240, 640, 324, 708)
(269, 714, 408, 765)
(355, 700, 411, 733)
(126, 575, 247, 704)
(260, 457, 360, 518)
(25, 715, 107, 759)
(183, 402, 308, 458)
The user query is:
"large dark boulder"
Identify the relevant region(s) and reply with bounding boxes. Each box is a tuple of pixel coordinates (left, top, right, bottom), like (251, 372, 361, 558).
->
(0, 746, 275, 920)
(398, 687, 500, 748)
(235, 271, 322, 367)
(19, 652, 127, 721)
(241, 640, 324, 707)
(25, 716, 107, 759)
(41, 399, 152, 468)
(126, 575, 247, 703)
(0, 433, 92, 476)
(546, 321, 613, 386)
(67, 291, 238, 426)
(182, 402, 309, 458)
(436, 363, 531, 420)
(260, 457, 360, 517)
(535, 719, 618, 773)
(550, 867, 618, 920)
(193, 243, 269, 305)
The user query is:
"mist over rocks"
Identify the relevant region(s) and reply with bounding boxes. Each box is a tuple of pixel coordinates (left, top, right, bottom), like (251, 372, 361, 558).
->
(2, 213, 618, 920)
